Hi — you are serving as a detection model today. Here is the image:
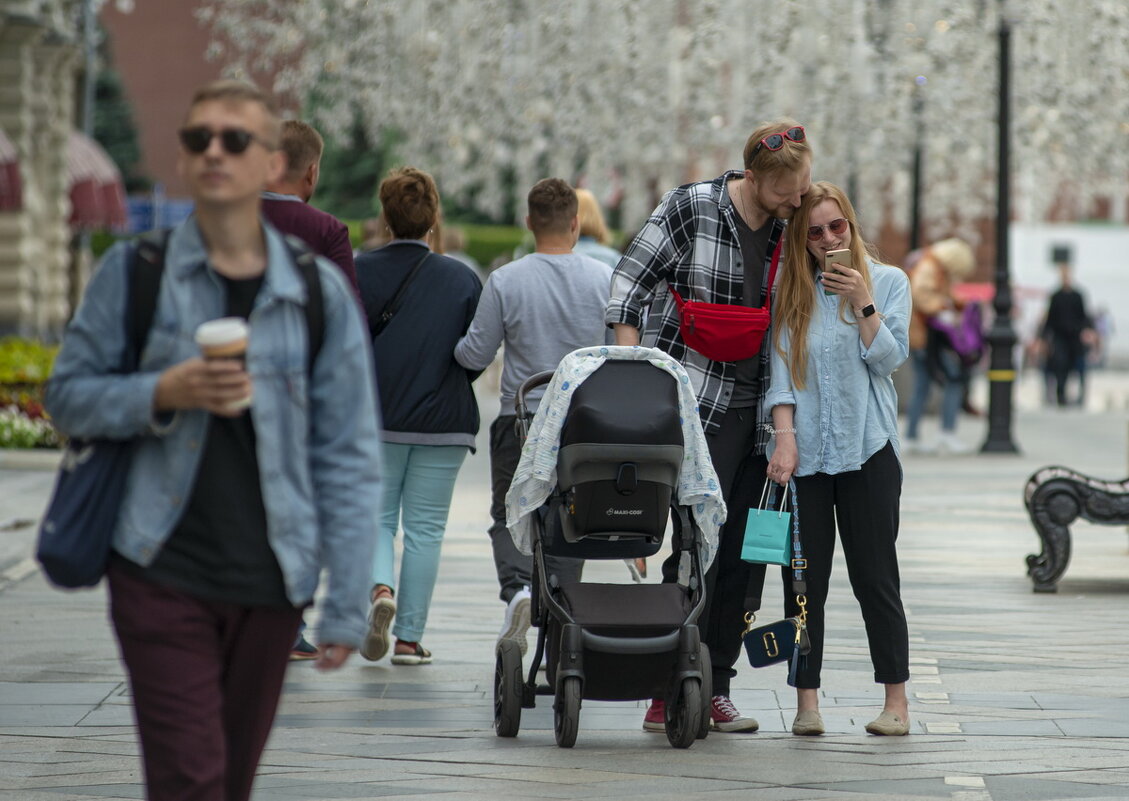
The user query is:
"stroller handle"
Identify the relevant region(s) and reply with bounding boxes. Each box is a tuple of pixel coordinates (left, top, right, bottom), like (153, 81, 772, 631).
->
(514, 370, 556, 418)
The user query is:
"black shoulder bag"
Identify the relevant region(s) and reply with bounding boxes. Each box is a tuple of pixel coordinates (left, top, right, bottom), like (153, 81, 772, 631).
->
(36, 231, 169, 589)
(370, 250, 430, 338)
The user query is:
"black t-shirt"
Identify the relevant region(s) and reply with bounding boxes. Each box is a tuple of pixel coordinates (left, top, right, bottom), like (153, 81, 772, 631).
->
(131, 272, 290, 608)
(730, 212, 771, 408)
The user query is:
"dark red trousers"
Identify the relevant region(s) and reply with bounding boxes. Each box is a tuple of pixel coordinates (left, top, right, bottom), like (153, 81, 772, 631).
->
(107, 561, 302, 801)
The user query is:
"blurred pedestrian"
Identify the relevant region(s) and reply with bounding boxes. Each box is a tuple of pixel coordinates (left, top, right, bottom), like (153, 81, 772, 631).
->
(356, 167, 483, 665)
(904, 237, 976, 454)
(45, 79, 381, 801)
(573, 188, 623, 268)
(261, 118, 363, 660)
(1041, 261, 1095, 406)
(765, 181, 912, 737)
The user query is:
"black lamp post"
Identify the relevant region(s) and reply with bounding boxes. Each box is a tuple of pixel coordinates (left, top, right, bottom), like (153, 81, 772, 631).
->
(981, 14, 1020, 453)
(909, 80, 925, 253)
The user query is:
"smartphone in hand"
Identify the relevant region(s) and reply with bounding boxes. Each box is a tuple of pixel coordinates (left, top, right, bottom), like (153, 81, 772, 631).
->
(822, 248, 851, 295)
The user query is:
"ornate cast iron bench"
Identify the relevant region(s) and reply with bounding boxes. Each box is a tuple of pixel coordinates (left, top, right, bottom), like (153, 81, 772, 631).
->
(1024, 466, 1129, 592)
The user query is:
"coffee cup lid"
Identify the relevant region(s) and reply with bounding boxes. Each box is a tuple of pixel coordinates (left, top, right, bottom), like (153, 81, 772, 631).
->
(194, 317, 249, 347)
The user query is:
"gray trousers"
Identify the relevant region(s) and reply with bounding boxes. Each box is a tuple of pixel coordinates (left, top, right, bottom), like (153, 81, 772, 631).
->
(489, 415, 582, 603)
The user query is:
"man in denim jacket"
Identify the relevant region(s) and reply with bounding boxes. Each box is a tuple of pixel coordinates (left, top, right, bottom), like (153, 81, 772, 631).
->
(45, 81, 381, 801)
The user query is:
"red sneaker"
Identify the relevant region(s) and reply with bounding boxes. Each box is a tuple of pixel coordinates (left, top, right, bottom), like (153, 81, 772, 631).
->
(642, 699, 665, 732)
(710, 695, 759, 732)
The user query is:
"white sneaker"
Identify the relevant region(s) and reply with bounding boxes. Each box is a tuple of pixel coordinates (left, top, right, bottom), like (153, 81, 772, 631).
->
(905, 437, 935, 455)
(937, 432, 973, 455)
(499, 588, 531, 655)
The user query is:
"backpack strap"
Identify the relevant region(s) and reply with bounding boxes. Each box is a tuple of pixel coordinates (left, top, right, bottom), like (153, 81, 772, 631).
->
(127, 230, 170, 371)
(282, 235, 325, 377)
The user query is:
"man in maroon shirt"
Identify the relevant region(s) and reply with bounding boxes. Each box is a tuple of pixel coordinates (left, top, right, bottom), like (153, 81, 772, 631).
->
(260, 120, 360, 298)
(261, 120, 362, 659)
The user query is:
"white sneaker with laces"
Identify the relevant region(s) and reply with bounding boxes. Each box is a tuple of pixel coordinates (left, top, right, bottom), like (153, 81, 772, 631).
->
(498, 587, 531, 655)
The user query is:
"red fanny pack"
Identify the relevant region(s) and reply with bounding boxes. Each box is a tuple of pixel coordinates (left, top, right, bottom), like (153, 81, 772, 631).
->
(670, 238, 782, 362)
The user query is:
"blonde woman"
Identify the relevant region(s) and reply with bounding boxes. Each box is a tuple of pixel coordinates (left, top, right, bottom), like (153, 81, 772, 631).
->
(764, 182, 912, 736)
(573, 188, 622, 268)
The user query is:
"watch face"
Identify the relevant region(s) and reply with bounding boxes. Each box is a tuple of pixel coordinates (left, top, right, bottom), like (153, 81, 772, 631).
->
(860, 304, 876, 318)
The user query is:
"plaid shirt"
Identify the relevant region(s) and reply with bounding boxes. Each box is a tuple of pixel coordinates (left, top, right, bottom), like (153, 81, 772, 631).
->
(606, 170, 786, 441)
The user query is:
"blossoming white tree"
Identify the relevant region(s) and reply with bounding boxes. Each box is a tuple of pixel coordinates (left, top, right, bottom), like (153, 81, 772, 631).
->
(198, 0, 1129, 239)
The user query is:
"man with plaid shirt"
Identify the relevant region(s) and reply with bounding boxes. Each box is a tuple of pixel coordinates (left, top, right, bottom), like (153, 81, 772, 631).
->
(607, 118, 811, 733)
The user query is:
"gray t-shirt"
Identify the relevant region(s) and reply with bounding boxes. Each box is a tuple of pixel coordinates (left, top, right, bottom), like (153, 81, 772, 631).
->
(454, 251, 614, 416)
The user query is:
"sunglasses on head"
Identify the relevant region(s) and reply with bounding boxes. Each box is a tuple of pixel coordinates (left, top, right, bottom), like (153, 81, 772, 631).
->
(807, 217, 849, 241)
(178, 126, 267, 155)
(751, 125, 806, 158)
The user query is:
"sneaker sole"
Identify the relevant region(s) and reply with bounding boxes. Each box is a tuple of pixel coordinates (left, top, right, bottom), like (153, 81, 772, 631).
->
(498, 596, 531, 656)
(710, 719, 760, 733)
(360, 597, 396, 661)
(642, 720, 665, 733)
(390, 652, 433, 665)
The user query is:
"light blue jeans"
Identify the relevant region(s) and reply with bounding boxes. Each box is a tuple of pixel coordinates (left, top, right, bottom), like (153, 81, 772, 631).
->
(374, 443, 468, 643)
(905, 348, 963, 438)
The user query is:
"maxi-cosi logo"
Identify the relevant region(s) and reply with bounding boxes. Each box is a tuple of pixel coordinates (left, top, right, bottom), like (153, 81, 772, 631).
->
(606, 508, 644, 516)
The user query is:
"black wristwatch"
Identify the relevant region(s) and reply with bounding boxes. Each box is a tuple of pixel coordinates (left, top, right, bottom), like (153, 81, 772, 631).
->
(856, 303, 876, 318)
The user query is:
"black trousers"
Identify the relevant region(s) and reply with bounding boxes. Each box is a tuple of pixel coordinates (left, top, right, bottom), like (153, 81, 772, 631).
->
(784, 441, 909, 689)
(662, 406, 767, 697)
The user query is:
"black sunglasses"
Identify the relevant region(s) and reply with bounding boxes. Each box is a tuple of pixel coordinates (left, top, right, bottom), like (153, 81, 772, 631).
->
(751, 125, 806, 158)
(178, 126, 270, 155)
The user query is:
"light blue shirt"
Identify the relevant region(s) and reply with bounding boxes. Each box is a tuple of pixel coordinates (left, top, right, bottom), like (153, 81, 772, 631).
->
(45, 217, 383, 647)
(764, 260, 911, 477)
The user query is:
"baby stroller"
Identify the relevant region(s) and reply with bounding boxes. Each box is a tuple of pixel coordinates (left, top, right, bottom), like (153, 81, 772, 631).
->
(493, 355, 711, 748)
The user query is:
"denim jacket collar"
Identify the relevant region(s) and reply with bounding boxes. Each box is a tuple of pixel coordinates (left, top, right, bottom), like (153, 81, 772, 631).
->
(166, 215, 306, 306)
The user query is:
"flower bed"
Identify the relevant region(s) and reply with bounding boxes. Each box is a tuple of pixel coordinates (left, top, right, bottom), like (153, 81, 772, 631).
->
(0, 338, 60, 449)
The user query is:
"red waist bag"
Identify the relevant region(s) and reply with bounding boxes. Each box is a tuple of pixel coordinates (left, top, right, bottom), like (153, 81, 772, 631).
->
(669, 238, 782, 362)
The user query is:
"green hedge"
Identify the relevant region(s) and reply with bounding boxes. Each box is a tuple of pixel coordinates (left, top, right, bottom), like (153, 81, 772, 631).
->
(93, 223, 527, 271)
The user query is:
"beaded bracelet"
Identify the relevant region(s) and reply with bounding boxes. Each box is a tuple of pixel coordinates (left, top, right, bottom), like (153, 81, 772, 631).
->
(762, 424, 797, 435)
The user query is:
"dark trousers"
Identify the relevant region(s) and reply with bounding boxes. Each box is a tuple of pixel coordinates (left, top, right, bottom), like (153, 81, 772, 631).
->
(489, 415, 582, 603)
(661, 406, 767, 697)
(107, 561, 302, 801)
(784, 442, 909, 689)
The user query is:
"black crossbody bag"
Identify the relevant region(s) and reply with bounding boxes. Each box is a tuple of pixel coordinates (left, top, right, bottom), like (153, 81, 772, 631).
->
(370, 251, 430, 338)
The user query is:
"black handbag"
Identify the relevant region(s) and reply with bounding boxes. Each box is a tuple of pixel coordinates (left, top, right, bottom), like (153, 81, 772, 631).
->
(35, 233, 167, 589)
(742, 478, 810, 686)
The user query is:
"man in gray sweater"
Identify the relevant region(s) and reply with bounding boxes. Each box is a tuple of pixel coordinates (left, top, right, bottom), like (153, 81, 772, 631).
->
(454, 178, 613, 654)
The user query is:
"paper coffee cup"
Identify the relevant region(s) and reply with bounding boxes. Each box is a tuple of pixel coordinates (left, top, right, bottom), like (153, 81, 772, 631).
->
(194, 317, 249, 360)
(194, 317, 252, 409)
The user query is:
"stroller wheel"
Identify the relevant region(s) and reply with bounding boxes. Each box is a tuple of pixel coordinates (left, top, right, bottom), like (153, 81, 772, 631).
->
(554, 676, 581, 748)
(494, 639, 523, 737)
(696, 644, 712, 740)
(665, 677, 702, 749)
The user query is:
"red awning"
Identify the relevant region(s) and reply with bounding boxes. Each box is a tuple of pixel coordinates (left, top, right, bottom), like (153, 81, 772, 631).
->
(66, 131, 127, 231)
(0, 129, 21, 212)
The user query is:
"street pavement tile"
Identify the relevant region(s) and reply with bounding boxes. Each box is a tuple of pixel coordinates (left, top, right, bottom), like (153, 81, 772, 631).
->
(0, 706, 100, 727)
(982, 775, 1129, 799)
(0, 682, 121, 705)
(957, 718, 1066, 736)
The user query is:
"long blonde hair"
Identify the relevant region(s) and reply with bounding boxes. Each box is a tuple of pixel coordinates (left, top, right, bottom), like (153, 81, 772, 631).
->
(774, 182, 878, 390)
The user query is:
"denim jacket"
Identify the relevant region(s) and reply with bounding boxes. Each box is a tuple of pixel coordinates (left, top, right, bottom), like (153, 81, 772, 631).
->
(45, 217, 383, 647)
(764, 260, 911, 477)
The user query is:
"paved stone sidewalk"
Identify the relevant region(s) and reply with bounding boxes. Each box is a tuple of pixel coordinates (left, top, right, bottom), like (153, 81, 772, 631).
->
(2, 370, 1129, 799)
